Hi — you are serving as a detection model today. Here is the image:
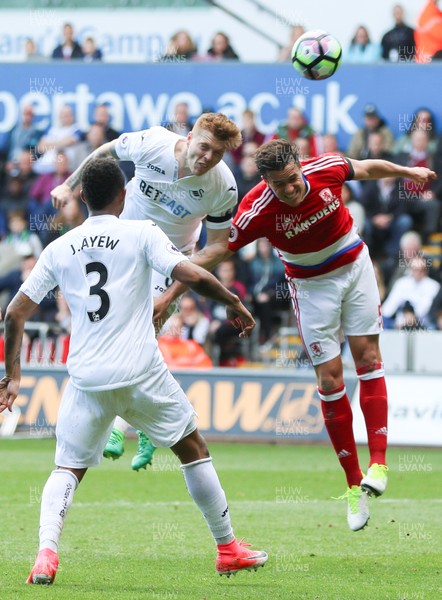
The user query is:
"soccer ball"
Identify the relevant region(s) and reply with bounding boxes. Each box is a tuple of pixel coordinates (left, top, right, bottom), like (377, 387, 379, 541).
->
(291, 30, 342, 80)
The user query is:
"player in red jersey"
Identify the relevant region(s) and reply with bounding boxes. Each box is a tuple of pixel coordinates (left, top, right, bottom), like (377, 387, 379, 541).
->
(226, 139, 437, 531)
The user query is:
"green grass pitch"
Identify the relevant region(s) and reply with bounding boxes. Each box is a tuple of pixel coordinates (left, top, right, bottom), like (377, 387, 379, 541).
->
(1, 438, 441, 599)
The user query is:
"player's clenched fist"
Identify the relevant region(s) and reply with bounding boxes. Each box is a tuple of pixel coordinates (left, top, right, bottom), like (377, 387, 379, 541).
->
(51, 183, 74, 209)
(406, 166, 437, 185)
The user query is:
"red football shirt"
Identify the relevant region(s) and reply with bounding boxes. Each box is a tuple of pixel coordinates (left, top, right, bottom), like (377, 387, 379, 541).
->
(229, 154, 363, 278)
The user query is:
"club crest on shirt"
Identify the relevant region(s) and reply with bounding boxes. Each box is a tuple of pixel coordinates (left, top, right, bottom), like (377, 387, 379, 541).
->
(309, 342, 324, 358)
(319, 188, 337, 203)
(190, 188, 204, 199)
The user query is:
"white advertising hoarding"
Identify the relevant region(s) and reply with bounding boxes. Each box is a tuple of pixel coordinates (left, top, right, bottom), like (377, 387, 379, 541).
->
(352, 375, 442, 446)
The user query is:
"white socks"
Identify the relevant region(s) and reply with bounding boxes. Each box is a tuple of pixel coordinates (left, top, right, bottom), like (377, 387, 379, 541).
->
(38, 469, 78, 553)
(113, 416, 129, 434)
(181, 457, 234, 543)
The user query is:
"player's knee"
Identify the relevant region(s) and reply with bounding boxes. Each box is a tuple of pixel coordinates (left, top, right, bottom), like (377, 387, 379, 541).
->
(354, 351, 382, 373)
(171, 428, 210, 463)
(193, 430, 210, 458)
(316, 366, 343, 392)
(317, 376, 342, 393)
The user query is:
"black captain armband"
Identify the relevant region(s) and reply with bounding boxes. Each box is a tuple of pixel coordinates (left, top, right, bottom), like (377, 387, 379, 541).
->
(344, 158, 355, 180)
(206, 209, 233, 224)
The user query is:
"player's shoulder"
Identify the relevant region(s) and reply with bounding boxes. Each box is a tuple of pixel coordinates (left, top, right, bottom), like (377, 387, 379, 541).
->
(242, 179, 269, 205)
(234, 180, 271, 219)
(301, 153, 348, 171)
(118, 126, 177, 146)
(208, 159, 236, 186)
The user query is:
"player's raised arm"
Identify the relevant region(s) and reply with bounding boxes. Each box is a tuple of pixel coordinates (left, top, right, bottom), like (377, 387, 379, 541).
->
(348, 157, 437, 184)
(51, 140, 119, 209)
(170, 259, 254, 338)
(0, 291, 39, 413)
(153, 245, 235, 323)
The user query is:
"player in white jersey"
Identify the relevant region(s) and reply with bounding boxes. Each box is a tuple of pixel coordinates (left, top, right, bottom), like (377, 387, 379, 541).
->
(50, 112, 242, 469)
(0, 158, 267, 585)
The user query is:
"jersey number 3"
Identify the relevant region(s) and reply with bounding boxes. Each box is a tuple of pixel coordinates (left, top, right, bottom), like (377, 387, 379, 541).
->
(86, 261, 110, 322)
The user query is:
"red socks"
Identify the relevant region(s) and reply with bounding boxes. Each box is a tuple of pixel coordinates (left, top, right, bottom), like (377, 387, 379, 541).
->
(357, 371, 388, 466)
(319, 386, 363, 487)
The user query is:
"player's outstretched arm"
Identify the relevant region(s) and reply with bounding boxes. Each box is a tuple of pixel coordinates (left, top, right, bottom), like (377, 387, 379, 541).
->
(153, 246, 235, 323)
(51, 141, 119, 209)
(349, 157, 437, 184)
(171, 260, 254, 338)
(0, 292, 39, 413)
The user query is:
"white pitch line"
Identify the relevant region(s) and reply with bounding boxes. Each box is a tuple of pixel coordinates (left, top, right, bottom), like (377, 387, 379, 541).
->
(4, 498, 442, 508)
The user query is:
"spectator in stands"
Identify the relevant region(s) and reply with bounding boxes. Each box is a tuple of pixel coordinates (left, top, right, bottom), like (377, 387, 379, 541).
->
(384, 230, 436, 289)
(248, 238, 287, 343)
(358, 177, 413, 261)
(415, 0, 442, 62)
(0, 176, 29, 214)
(278, 25, 306, 62)
(273, 107, 318, 157)
(40, 198, 85, 247)
(82, 37, 102, 62)
(381, 4, 416, 62)
(320, 133, 343, 155)
(344, 25, 381, 63)
(4, 209, 42, 259)
(5, 149, 36, 196)
(393, 108, 437, 155)
(235, 146, 261, 203)
(161, 30, 198, 61)
(174, 294, 210, 347)
(52, 23, 84, 60)
(93, 104, 120, 142)
(395, 129, 440, 241)
(365, 131, 394, 162)
(158, 314, 212, 369)
(0, 254, 57, 323)
(294, 136, 311, 161)
(24, 38, 42, 61)
(0, 254, 36, 315)
(209, 258, 249, 366)
(206, 32, 239, 61)
(231, 109, 265, 166)
(382, 255, 440, 329)
(6, 105, 41, 164)
(342, 182, 365, 235)
(347, 104, 394, 160)
(28, 151, 71, 220)
(35, 105, 84, 174)
(163, 102, 194, 136)
(84, 123, 107, 154)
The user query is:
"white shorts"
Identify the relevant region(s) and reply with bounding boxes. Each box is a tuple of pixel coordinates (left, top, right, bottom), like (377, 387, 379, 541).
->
(287, 245, 382, 366)
(55, 363, 197, 468)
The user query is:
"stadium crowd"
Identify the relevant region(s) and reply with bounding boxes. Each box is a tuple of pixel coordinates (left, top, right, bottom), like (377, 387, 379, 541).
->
(19, 2, 442, 64)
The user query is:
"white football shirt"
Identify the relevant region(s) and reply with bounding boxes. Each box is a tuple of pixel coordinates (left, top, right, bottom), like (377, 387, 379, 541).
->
(20, 215, 188, 390)
(115, 127, 237, 253)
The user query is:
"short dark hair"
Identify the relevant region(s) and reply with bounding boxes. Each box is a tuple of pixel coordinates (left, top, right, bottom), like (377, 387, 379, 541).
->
(81, 158, 125, 210)
(254, 139, 300, 177)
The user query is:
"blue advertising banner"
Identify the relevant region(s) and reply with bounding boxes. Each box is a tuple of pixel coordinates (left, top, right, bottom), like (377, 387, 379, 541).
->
(0, 368, 360, 441)
(0, 63, 441, 151)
